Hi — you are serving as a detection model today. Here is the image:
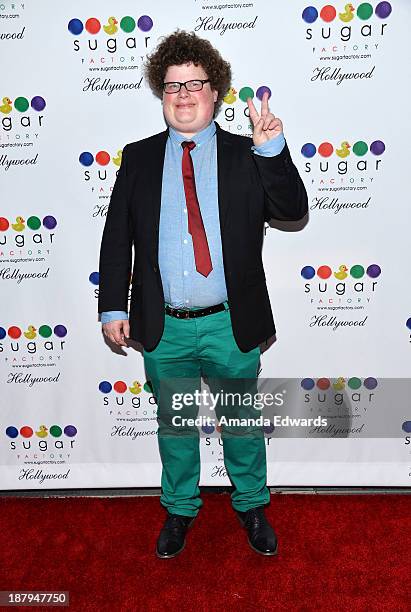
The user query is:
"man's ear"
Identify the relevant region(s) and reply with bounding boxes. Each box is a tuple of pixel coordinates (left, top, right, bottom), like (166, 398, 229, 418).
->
(213, 90, 218, 103)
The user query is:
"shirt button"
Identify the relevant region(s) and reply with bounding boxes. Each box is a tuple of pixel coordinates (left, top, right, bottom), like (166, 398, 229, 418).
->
(183, 208, 187, 214)
(185, 299, 189, 304)
(183, 239, 188, 244)
(183, 270, 188, 276)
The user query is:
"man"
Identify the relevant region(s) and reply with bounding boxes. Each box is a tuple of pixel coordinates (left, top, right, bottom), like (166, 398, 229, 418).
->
(98, 30, 308, 559)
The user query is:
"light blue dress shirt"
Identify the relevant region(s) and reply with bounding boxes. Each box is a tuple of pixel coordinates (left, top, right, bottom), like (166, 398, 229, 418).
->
(100, 122, 285, 323)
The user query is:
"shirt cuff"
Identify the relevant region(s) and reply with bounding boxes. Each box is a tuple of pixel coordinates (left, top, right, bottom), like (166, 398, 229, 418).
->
(100, 311, 128, 323)
(252, 133, 286, 157)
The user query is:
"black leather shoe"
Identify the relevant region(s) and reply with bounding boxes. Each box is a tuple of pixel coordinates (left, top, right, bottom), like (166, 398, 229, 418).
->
(156, 512, 195, 559)
(236, 506, 278, 556)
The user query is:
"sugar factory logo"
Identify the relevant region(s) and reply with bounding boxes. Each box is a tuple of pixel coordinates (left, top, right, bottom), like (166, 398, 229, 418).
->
(99, 379, 157, 434)
(220, 84, 271, 136)
(301, 377, 377, 408)
(302, 3, 393, 84)
(89, 271, 131, 302)
(79, 149, 122, 215)
(67, 15, 154, 94)
(6, 424, 77, 466)
(0, 215, 57, 277)
(0, 95, 46, 166)
(0, 324, 68, 367)
(301, 263, 381, 330)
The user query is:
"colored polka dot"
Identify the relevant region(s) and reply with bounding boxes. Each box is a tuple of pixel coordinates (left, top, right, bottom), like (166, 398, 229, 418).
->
(114, 380, 127, 393)
(202, 424, 215, 434)
(370, 140, 385, 155)
(8, 326, 21, 339)
(99, 381, 112, 394)
(38, 325, 52, 338)
(64, 425, 77, 437)
(68, 18, 83, 35)
(357, 3, 373, 20)
(0, 327, 6, 340)
(263, 422, 275, 434)
(144, 381, 154, 394)
(49, 425, 63, 437)
(27, 216, 41, 230)
(120, 16, 136, 33)
(348, 377, 361, 390)
(301, 266, 315, 280)
(352, 141, 368, 156)
(85, 17, 101, 34)
(14, 97, 29, 112)
(256, 86, 271, 101)
(318, 142, 333, 157)
(367, 264, 381, 278)
(317, 265, 332, 279)
(89, 272, 100, 285)
(6, 426, 19, 439)
(406, 318, 411, 331)
(302, 6, 318, 23)
(20, 426, 33, 438)
(239, 87, 254, 102)
(301, 143, 316, 158)
(54, 325, 67, 338)
(43, 216, 57, 230)
(317, 378, 330, 390)
(31, 96, 46, 111)
(375, 2, 392, 19)
(0, 217, 9, 231)
(301, 378, 315, 390)
(320, 5, 336, 22)
(95, 151, 111, 166)
(401, 421, 411, 433)
(350, 265, 365, 279)
(79, 151, 94, 166)
(137, 15, 153, 32)
(364, 377, 378, 390)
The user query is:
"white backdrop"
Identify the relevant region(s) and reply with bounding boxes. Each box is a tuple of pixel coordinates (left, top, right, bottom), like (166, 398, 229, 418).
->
(1, 0, 410, 489)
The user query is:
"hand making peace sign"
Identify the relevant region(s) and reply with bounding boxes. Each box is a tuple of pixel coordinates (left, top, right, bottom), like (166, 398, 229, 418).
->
(247, 91, 283, 148)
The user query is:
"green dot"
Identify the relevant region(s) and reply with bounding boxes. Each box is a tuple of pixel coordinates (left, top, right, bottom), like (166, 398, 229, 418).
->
(239, 87, 254, 102)
(144, 381, 153, 394)
(348, 377, 362, 390)
(27, 216, 41, 230)
(39, 325, 52, 338)
(350, 265, 365, 279)
(357, 3, 373, 20)
(14, 97, 29, 112)
(352, 141, 368, 156)
(50, 425, 62, 437)
(120, 16, 136, 32)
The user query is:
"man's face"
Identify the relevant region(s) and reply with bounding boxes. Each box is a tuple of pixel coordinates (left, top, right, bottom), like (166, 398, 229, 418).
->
(162, 63, 218, 137)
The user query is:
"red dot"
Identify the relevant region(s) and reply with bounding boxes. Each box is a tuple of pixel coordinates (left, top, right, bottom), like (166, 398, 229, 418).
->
(8, 326, 22, 339)
(0, 217, 9, 231)
(85, 17, 101, 34)
(317, 265, 332, 279)
(96, 150, 111, 166)
(317, 378, 330, 390)
(114, 380, 127, 393)
(318, 142, 334, 157)
(20, 426, 33, 438)
(320, 5, 336, 21)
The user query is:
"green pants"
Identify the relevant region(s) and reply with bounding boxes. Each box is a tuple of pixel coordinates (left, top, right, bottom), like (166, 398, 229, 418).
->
(143, 302, 270, 517)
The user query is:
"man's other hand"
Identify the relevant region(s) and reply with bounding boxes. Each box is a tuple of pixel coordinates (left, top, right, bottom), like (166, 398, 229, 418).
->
(102, 319, 130, 347)
(247, 91, 283, 147)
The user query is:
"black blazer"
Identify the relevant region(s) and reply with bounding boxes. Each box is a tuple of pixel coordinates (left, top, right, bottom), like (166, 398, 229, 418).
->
(98, 123, 308, 352)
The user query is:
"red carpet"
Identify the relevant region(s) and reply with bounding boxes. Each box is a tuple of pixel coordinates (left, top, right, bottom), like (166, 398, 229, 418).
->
(1, 493, 410, 611)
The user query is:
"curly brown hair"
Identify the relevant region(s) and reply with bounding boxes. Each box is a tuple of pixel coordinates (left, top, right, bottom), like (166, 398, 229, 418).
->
(144, 30, 231, 112)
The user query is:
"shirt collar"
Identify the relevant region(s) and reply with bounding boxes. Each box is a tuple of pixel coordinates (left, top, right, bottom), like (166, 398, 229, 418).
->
(168, 120, 216, 149)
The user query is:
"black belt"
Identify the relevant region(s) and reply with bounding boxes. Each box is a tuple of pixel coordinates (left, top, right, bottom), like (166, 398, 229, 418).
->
(165, 302, 226, 319)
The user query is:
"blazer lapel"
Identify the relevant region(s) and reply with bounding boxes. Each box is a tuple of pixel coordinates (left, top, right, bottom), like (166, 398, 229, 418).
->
(216, 122, 234, 233)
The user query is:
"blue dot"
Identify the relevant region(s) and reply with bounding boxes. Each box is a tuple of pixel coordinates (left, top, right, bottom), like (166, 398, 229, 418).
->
(301, 378, 315, 390)
(68, 18, 83, 35)
(6, 426, 19, 438)
(202, 424, 215, 434)
(301, 143, 316, 158)
(263, 422, 275, 434)
(302, 6, 318, 23)
(0, 327, 6, 340)
(89, 272, 100, 285)
(79, 151, 94, 166)
(99, 381, 112, 394)
(406, 318, 411, 330)
(301, 266, 316, 280)
(402, 421, 411, 433)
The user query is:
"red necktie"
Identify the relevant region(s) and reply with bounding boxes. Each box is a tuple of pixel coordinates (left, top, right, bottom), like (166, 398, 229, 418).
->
(181, 141, 213, 277)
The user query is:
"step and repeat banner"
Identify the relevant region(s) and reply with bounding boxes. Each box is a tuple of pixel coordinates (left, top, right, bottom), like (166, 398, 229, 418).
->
(1, 1, 410, 489)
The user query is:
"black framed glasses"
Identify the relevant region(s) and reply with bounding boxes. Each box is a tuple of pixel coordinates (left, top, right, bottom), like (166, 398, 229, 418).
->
(163, 79, 210, 94)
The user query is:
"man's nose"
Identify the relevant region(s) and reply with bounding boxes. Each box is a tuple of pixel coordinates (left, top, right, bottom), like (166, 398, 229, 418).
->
(177, 85, 190, 98)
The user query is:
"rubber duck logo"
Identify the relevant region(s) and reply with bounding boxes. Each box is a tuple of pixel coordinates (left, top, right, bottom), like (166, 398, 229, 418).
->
(0, 96, 46, 115)
(6, 425, 77, 439)
(0, 325, 68, 340)
(301, 377, 378, 390)
(301, 264, 381, 279)
(0, 216, 57, 232)
(68, 16, 153, 35)
(223, 85, 271, 105)
(302, 3, 392, 23)
(79, 150, 122, 167)
(301, 140, 385, 158)
(99, 380, 154, 395)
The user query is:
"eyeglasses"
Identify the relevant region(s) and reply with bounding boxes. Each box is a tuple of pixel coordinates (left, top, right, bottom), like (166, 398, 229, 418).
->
(163, 79, 210, 94)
